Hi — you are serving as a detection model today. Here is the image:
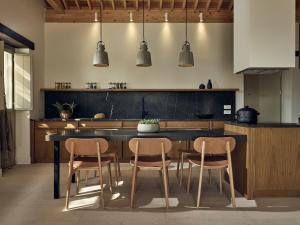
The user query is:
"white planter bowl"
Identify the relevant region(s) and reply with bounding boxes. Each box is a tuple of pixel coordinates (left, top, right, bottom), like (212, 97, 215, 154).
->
(137, 124, 160, 133)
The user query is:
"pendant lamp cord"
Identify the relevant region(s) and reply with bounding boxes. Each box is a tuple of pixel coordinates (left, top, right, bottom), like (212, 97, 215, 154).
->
(143, 0, 145, 42)
(100, 4, 103, 42)
(185, 0, 187, 42)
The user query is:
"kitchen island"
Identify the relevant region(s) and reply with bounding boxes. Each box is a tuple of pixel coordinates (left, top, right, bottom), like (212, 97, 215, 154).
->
(46, 128, 246, 199)
(225, 122, 300, 199)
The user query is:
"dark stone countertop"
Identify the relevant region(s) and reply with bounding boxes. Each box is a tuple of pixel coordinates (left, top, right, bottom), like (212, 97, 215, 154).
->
(46, 128, 247, 142)
(225, 121, 300, 128)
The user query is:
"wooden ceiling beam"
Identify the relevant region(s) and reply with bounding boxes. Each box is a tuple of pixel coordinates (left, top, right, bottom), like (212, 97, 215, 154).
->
(182, 0, 186, 9)
(136, 0, 138, 10)
(228, 0, 233, 10)
(74, 0, 80, 9)
(124, 0, 127, 9)
(205, 0, 211, 11)
(160, 0, 163, 10)
(61, 0, 68, 9)
(148, 0, 151, 10)
(87, 0, 92, 10)
(46, 9, 233, 22)
(46, 0, 64, 12)
(193, 0, 199, 11)
(111, 0, 115, 9)
(217, 0, 223, 11)
(171, 0, 174, 11)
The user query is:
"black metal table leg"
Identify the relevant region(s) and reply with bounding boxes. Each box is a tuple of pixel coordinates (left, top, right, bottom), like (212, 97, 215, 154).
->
(54, 141, 60, 199)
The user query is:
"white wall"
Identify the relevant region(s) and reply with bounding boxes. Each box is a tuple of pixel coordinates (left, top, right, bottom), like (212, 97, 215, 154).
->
(45, 23, 244, 108)
(0, 0, 45, 164)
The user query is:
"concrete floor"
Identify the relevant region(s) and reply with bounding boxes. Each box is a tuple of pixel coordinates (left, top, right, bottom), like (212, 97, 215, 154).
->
(0, 163, 299, 225)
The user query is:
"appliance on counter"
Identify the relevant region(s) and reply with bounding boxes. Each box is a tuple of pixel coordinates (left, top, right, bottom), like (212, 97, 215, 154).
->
(236, 106, 260, 124)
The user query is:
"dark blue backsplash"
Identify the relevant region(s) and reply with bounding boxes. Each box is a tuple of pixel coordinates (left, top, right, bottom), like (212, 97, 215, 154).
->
(44, 91, 236, 120)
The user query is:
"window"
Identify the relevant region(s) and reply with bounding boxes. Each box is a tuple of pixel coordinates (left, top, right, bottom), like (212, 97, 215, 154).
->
(4, 51, 13, 109)
(14, 51, 32, 110)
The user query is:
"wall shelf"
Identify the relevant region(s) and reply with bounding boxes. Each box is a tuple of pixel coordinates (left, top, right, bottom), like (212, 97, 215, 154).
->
(40, 88, 239, 92)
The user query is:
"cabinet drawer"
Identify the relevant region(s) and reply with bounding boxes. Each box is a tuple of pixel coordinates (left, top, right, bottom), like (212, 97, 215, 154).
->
(122, 121, 139, 128)
(79, 121, 122, 128)
(211, 121, 224, 129)
(35, 121, 77, 129)
(166, 121, 210, 129)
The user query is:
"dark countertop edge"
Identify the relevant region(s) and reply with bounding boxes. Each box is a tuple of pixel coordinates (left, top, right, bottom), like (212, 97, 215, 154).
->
(46, 129, 247, 142)
(32, 118, 233, 122)
(225, 121, 300, 128)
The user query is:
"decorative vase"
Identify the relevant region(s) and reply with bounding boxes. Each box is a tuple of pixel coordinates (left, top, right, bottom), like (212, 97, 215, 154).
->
(59, 110, 72, 120)
(207, 79, 213, 89)
(137, 124, 160, 133)
(199, 83, 205, 89)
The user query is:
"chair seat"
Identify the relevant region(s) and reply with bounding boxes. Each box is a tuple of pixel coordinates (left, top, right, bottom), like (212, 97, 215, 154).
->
(70, 156, 111, 170)
(130, 156, 171, 168)
(187, 155, 228, 168)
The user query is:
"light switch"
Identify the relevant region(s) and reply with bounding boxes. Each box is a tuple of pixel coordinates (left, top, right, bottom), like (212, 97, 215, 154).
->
(224, 105, 231, 110)
(224, 110, 232, 115)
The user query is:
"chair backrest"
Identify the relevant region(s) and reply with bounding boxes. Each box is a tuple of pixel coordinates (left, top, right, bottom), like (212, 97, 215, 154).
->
(128, 138, 172, 156)
(65, 138, 109, 156)
(193, 137, 236, 155)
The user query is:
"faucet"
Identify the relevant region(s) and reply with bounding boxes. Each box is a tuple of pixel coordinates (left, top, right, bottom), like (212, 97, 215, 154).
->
(141, 97, 148, 119)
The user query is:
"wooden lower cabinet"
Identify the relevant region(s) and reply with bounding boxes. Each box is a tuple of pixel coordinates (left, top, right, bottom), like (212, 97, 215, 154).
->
(34, 128, 56, 163)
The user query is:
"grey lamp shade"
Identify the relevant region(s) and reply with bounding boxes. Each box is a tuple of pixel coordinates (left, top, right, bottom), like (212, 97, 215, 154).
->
(93, 41, 109, 67)
(136, 41, 152, 67)
(178, 41, 194, 67)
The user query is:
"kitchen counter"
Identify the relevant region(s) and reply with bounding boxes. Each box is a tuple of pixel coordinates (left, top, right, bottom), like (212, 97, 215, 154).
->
(32, 118, 230, 122)
(225, 121, 300, 128)
(224, 122, 300, 199)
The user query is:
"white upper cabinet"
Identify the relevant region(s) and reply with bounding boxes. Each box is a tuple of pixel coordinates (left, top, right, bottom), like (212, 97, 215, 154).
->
(234, 0, 295, 74)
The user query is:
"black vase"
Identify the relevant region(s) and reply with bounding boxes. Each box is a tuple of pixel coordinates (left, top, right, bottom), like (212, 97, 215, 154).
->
(199, 83, 205, 89)
(207, 79, 213, 89)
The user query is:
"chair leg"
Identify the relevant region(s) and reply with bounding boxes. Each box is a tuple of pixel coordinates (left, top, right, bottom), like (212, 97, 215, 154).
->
(130, 166, 137, 208)
(166, 167, 170, 193)
(113, 155, 119, 187)
(76, 170, 80, 194)
(187, 162, 192, 192)
(65, 168, 73, 210)
(208, 169, 212, 184)
(228, 165, 236, 208)
(115, 153, 121, 177)
(196, 164, 204, 208)
(162, 165, 169, 209)
(176, 152, 180, 177)
(84, 171, 88, 185)
(107, 163, 113, 193)
(98, 167, 105, 208)
(219, 169, 223, 193)
(179, 152, 184, 186)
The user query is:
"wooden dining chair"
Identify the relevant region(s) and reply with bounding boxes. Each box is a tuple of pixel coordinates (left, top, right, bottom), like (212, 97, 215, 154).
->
(186, 137, 236, 208)
(128, 138, 173, 208)
(84, 151, 121, 187)
(64, 138, 113, 209)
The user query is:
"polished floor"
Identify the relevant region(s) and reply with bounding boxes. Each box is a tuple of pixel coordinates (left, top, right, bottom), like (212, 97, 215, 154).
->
(0, 163, 300, 225)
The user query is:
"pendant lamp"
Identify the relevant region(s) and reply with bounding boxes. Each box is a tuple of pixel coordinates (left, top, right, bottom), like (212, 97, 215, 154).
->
(136, 0, 152, 67)
(178, 1, 194, 67)
(93, 6, 109, 67)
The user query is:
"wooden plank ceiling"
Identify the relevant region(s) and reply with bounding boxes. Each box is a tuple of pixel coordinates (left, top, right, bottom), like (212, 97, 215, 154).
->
(45, 0, 300, 23)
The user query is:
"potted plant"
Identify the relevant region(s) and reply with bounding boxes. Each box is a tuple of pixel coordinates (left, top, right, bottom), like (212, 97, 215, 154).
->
(137, 119, 160, 133)
(52, 101, 76, 120)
